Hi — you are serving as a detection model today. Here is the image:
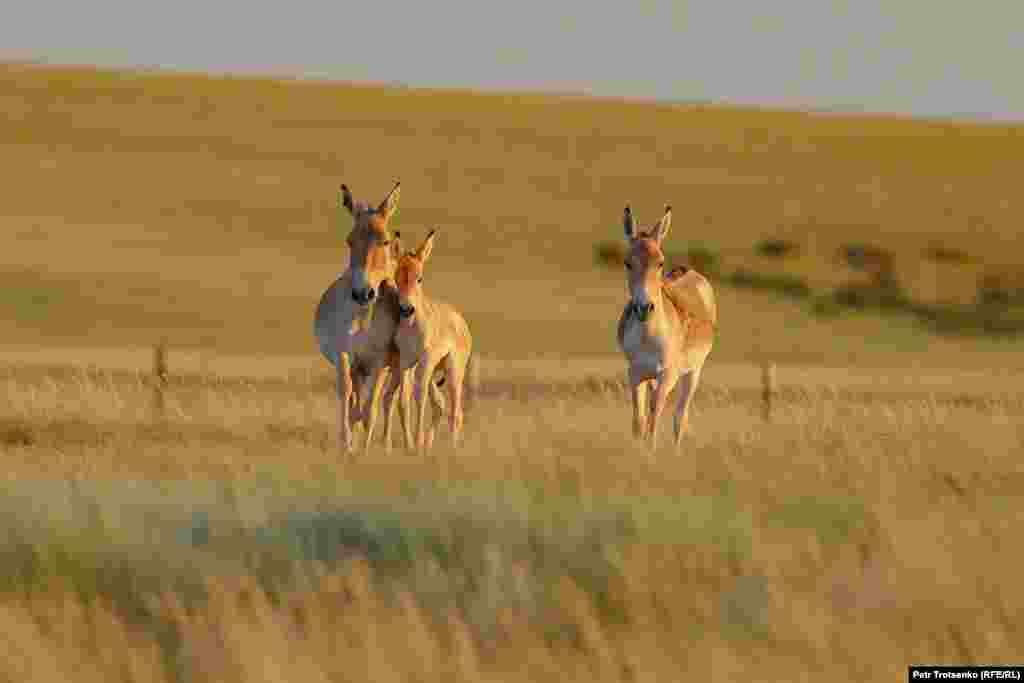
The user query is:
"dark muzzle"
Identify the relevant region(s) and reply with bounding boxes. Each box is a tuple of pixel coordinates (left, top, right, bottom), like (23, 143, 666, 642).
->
(398, 303, 415, 319)
(630, 301, 655, 321)
(352, 287, 376, 305)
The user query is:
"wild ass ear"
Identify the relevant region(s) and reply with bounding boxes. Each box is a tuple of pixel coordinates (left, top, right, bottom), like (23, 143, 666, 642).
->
(377, 181, 401, 221)
(390, 231, 403, 260)
(416, 229, 437, 264)
(340, 184, 355, 215)
(650, 205, 672, 244)
(623, 205, 636, 240)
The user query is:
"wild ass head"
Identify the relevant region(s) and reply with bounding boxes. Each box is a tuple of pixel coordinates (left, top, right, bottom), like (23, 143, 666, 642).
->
(622, 204, 672, 323)
(340, 181, 403, 306)
(394, 229, 437, 326)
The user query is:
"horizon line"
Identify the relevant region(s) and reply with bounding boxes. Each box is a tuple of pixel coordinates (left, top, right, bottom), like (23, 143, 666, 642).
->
(5, 56, 1023, 129)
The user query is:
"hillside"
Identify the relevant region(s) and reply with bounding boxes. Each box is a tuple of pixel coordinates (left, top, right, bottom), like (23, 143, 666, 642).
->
(2, 62, 1023, 367)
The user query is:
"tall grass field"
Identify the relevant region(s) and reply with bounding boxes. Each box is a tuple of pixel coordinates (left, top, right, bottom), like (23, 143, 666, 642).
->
(1, 62, 1023, 680)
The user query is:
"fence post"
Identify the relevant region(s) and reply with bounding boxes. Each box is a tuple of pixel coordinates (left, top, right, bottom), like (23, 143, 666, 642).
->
(761, 362, 776, 422)
(153, 341, 168, 420)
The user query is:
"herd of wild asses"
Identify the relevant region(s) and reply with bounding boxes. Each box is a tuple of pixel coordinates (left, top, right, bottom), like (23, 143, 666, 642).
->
(314, 182, 717, 456)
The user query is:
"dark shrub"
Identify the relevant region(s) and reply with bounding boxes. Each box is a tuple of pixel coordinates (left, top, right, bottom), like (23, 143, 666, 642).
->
(755, 239, 798, 259)
(727, 270, 810, 299)
(594, 241, 626, 268)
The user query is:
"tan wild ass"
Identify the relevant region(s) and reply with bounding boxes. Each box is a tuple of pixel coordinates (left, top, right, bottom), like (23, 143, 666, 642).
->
(617, 204, 717, 450)
(313, 182, 442, 455)
(382, 230, 474, 453)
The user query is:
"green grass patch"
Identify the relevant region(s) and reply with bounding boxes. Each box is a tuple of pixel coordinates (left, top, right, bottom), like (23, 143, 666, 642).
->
(807, 282, 1024, 337)
(720, 574, 772, 641)
(766, 495, 874, 547)
(0, 284, 65, 322)
(611, 492, 753, 562)
(594, 237, 1024, 340)
(0, 477, 755, 645)
(912, 303, 1024, 336)
(726, 269, 811, 299)
(829, 283, 909, 311)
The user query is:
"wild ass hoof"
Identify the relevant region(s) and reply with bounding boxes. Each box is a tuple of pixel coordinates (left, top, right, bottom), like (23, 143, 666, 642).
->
(338, 434, 356, 458)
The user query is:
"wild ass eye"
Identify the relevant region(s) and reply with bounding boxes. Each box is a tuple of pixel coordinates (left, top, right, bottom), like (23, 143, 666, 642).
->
(417, 276, 423, 284)
(624, 261, 632, 270)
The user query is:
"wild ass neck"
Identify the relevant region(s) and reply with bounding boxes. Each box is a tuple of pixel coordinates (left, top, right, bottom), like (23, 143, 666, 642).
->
(629, 289, 678, 339)
(328, 271, 397, 356)
(397, 295, 442, 350)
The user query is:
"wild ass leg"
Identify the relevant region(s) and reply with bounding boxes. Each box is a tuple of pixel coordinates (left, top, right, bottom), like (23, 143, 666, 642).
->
(378, 364, 403, 450)
(387, 366, 445, 454)
(413, 353, 438, 454)
(398, 368, 416, 452)
(673, 365, 704, 448)
(349, 363, 369, 434)
(446, 353, 468, 448)
(429, 378, 447, 443)
(415, 360, 431, 454)
(387, 368, 419, 454)
(379, 364, 418, 454)
(361, 361, 390, 456)
(335, 354, 355, 454)
(646, 370, 679, 450)
(628, 368, 648, 440)
(378, 367, 393, 448)
(423, 363, 450, 451)
(380, 366, 404, 454)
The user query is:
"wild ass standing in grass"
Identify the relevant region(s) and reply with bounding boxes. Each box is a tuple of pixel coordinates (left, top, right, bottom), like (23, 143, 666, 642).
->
(313, 184, 446, 456)
(313, 182, 442, 455)
(617, 205, 717, 450)
(382, 230, 473, 453)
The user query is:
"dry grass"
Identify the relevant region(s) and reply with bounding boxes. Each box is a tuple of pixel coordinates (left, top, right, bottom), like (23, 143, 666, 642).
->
(2, 62, 1024, 680)
(2, 62, 1024, 366)
(0, 366, 1021, 680)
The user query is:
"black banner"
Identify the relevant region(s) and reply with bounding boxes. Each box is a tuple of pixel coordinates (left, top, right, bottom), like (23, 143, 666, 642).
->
(909, 667, 1023, 681)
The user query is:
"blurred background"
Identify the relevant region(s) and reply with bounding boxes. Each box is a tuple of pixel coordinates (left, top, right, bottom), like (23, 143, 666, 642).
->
(2, 0, 1023, 367)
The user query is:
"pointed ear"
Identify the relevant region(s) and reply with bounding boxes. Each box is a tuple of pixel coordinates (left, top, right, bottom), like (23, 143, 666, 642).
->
(416, 229, 437, 264)
(650, 205, 672, 243)
(377, 181, 401, 220)
(390, 231, 403, 260)
(623, 205, 636, 240)
(340, 184, 355, 215)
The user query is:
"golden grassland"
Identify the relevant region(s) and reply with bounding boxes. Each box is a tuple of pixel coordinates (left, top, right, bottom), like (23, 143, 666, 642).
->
(0, 366, 1022, 681)
(2, 62, 1024, 366)
(2, 62, 1024, 680)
